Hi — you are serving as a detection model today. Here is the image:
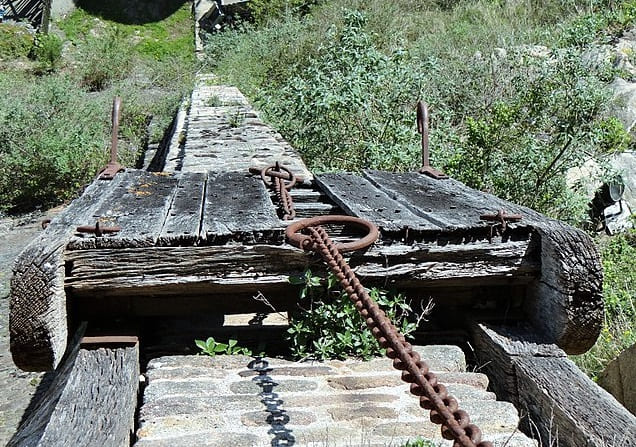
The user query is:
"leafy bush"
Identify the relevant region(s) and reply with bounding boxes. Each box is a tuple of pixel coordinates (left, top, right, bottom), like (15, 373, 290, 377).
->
(0, 23, 34, 60)
(31, 33, 64, 71)
(262, 10, 423, 172)
(248, 0, 317, 24)
(287, 270, 419, 360)
(79, 28, 134, 91)
(0, 73, 109, 211)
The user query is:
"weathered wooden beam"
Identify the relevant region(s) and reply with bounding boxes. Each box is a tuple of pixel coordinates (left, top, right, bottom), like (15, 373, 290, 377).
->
(10, 176, 125, 371)
(7, 326, 139, 447)
(201, 172, 282, 243)
(347, 171, 603, 354)
(64, 238, 539, 298)
(469, 322, 636, 447)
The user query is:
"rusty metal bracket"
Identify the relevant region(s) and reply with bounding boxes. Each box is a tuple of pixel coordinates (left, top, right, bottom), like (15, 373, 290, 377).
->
(479, 210, 522, 232)
(76, 221, 122, 237)
(80, 335, 138, 346)
(417, 101, 448, 179)
(286, 215, 379, 253)
(98, 96, 124, 180)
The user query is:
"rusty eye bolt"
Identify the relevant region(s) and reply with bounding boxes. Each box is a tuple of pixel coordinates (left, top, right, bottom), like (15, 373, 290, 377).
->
(417, 100, 447, 179)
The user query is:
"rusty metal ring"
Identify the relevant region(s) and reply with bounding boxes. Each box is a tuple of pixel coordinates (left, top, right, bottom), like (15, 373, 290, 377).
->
(261, 164, 297, 190)
(285, 215, 379, 253)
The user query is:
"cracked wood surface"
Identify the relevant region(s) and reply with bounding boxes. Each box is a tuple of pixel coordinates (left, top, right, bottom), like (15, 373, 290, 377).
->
(469, 322, 636, 447)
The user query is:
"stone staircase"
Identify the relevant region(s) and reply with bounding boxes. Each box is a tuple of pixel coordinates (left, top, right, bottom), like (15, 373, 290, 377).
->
(134, 346, 536, 447)
(163, 74, 312, 180)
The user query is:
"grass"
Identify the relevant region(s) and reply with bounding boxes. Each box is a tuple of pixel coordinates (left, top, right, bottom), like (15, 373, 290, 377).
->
(0, 1, 195, 212)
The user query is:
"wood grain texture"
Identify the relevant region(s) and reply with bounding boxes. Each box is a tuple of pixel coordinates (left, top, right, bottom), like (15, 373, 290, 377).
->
(315, 173, 439, 231)
(158, 172, 207, 246)
(64, 238, 539, 305)
(470, 323, 636, 447)
(201, 172, 282, 243)
(525, 222, 603, 354)
(7, 327, 139, 447)
(10, 176, 124, 371)
(362, 170, 602, 353)
(67, 170, 179, 250)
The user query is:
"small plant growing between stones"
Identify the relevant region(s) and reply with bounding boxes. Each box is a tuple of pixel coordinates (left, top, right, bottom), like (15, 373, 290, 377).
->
(400, 438, 439, 447)
(206, 95, 222, 107)
(195, 337, 252, 356)
(287, 269, 424, 360)
(226, 109, 246, 128)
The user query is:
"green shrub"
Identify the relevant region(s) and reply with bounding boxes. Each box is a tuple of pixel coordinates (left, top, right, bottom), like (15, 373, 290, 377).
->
(0, 23, 34, 60)
(287, 270, 419, 360)
(80, 28, 134, 91)
(248, 0, 317, 24)
(261, 10, 423, 172)
(31, 33, 64, 71)
(0, 73, 109, 211)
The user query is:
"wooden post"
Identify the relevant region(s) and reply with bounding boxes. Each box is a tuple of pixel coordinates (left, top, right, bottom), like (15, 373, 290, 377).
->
(469, 322, 636, 447)
(7, 325, 140, 447)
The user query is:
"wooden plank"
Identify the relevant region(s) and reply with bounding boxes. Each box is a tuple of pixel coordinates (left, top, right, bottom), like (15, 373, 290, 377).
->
(64, 237, 539, 299)
(316, 173, 440, 231)
(363, 170, 602, 354)
(67, 170, 179, 250)
(158, 172, 207, 246)
(201, 172, 281, 243)
(10, 175, 125, 371)
(8, 326, 139, 447)
(363, 170, 546, 230)
(469, 322, 636, 447)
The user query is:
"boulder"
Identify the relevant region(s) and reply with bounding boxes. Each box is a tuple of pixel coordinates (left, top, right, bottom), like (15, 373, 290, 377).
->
(598, 342, 636, 414)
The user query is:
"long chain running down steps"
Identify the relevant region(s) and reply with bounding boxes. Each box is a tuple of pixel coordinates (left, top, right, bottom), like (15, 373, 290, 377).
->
(286, 216, 493, 447)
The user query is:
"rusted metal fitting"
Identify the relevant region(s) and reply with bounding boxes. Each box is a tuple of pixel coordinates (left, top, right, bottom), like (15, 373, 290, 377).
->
(286, 215, 379, 253)
(260, 163, 297, 190)
(76, 221, 122, 237)
(99, 96, 124, 180)
(417, 101, 448, 179)
(479, 210, 522, 232)
(80, 335, 138, 346)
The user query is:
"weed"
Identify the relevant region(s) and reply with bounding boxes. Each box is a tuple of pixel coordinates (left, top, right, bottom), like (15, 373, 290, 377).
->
(31, 33, 63, 72)
(286, 269, 420, 360)
(227, 109, 245, 128)
(0, 23, 34, 60)
(400, 439, 439, 447)
(196, 337, 252, 356)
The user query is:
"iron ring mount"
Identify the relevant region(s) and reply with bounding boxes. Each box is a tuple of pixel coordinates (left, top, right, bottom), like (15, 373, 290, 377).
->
(285, 215, 379, 253)
(260, 164, 297, 190)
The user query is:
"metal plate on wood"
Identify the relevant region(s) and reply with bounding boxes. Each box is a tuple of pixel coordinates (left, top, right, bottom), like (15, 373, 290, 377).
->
(316, 173, 441, 232)
(201, 172, 282, 243)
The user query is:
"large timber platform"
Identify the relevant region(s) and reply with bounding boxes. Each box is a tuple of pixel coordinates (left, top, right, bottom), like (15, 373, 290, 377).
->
(8, 77, 636, 447)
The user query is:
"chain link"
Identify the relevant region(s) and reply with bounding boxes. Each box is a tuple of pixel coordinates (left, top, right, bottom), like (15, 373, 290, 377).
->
(300, 223, 492, 447)
(257, 162, 296, 220)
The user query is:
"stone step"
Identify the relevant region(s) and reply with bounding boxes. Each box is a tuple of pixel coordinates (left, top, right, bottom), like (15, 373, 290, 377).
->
(134, 348, 537, 447)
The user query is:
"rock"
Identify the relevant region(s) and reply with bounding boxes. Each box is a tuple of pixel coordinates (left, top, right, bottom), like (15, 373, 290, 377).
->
(598, 342, 636, 414)
(610, 78, 636, 136)
(611, 151, 636, 211)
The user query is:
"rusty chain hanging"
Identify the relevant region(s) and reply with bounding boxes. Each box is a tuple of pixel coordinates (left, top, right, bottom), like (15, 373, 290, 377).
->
(286, 216, 492, 447)
(252, 162, 297, 220)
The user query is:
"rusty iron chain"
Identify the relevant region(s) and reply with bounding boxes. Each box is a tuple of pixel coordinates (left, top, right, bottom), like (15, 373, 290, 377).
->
(286, 216, 492, 447)
(255, 162, 297, 220)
